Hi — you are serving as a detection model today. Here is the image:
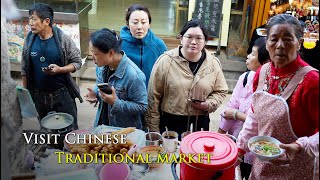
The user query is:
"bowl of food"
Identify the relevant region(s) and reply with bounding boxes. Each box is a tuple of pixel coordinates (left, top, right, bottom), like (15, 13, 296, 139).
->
(137, 145, 168, 168)
(248, 136, 284, 161)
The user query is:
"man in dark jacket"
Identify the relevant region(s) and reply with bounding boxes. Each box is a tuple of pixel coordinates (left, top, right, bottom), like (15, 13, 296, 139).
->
(21, 3, 83, 129)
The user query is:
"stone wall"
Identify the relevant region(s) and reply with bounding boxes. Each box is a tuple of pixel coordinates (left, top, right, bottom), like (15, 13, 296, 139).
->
(1, 15, 28, 177)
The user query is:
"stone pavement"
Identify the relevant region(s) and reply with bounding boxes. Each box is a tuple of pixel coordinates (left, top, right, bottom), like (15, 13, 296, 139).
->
(18, 79, 231, 132)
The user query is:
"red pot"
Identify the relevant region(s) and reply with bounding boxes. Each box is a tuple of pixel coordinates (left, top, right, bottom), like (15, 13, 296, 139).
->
(172, 131, 238, 180)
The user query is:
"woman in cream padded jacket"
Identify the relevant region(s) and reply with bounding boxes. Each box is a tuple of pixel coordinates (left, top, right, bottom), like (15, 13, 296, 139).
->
(146, 20, 228, 136)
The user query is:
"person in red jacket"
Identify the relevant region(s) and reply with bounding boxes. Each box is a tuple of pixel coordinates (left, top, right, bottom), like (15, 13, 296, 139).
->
(236, 14, 319, 179)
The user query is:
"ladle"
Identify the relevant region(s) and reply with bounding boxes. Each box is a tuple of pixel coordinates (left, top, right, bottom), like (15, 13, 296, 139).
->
(147, 127, 152, 141)
(165, 126, 169, 137)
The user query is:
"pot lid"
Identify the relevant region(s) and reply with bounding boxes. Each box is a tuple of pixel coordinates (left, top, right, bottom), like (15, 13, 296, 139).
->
(180, 131, 238, 170)
(41, 113, 73, 130)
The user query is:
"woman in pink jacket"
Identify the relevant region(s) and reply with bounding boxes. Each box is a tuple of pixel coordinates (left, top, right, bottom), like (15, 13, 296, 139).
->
(218, 37, 270, 179)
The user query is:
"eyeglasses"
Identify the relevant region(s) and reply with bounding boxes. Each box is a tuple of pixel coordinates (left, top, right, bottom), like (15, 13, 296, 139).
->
(28, 17, 40, 22)
(183, 35, 205, 43)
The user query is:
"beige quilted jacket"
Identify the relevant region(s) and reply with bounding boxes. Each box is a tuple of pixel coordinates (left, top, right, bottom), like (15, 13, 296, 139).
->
(146, 47, 228, 131)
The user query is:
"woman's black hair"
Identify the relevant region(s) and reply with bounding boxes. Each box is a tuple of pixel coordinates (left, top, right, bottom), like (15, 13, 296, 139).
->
(29, 3, 54, 27)
(253, 37, 270, 65)
(267, 14, 304, 40)
(180, 20, 208, 41)
(90, 28, 122, 54)
(125, 4, 152, 24)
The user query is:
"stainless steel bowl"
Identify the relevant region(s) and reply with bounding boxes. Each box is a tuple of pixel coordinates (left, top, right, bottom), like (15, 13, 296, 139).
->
(145, 132, 162, 146)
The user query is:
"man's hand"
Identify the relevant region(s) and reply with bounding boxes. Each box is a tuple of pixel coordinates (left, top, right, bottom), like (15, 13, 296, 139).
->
(43, 64, 76, 75)
(42, 64, 61, 75)
(99, 86, 117, 105)
(84, 88, 98, 104)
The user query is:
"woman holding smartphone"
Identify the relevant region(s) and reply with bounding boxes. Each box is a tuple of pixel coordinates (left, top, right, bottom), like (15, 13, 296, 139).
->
(146, 20, 228, 136)
(84, 28, 147, 129)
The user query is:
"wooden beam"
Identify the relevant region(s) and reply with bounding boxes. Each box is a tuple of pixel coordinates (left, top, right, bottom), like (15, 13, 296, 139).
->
(240, 0, 249, 41)
(262, 0, 271, 25)
(257, 0, 265, 26)
(251, 0, 261, 36)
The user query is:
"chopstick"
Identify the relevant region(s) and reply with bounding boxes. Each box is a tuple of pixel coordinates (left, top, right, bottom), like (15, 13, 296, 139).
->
(94, 101, 98, 107)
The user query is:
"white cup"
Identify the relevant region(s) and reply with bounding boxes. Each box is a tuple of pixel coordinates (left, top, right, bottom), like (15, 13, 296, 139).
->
(162, 131, 179, 153)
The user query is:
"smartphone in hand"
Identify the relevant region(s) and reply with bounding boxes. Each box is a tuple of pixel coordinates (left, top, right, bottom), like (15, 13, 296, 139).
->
(191, 98, 205, 103)
(41, 66, 53, 71)
(97, 83, 112, 94)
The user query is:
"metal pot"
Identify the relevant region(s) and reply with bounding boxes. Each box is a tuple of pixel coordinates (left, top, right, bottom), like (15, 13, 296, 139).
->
(40, 111, 74, 149)
(40, 111, 74, 134)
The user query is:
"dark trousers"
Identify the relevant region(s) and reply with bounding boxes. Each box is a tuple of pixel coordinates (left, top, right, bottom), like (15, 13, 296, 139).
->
(160, 111, 210, 140)
(33, 87, 78, 130)
(240, 161, 252, 180)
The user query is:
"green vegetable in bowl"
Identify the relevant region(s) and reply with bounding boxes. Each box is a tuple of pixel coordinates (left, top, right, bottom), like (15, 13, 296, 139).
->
(251, 140, 281, 156)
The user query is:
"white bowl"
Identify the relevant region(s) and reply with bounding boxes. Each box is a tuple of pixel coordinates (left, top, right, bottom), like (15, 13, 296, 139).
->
(248, 136, 284, 161)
